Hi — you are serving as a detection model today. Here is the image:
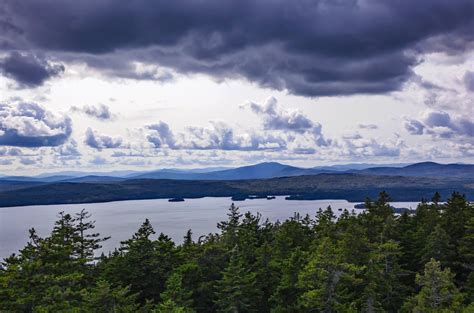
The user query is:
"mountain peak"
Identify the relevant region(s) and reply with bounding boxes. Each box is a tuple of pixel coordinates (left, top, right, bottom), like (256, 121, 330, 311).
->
(404, 162, 440, 169)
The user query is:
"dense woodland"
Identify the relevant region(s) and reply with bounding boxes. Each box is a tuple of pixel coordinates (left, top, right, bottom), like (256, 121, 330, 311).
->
(0, 192, 473, 312)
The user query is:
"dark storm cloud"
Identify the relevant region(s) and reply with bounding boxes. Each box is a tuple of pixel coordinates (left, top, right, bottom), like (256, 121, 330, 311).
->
(0, 52, 64, 87)
(0, 102, 72, 147)
(2, 0, 473, 95)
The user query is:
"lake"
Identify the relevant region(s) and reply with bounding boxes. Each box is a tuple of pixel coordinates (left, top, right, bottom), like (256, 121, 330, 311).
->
(0, 197, 420, 260)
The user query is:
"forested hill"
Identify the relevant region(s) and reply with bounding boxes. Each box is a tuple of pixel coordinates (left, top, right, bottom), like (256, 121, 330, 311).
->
(0, 173, 473, 207)
(1, 192, 473, 311)
(2, 162, 473, 183)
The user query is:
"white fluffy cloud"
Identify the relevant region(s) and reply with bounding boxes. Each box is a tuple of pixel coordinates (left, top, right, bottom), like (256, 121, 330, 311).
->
(84, 128, 123, 150)
(405, 109, 473, 140)
(71, 104, 116, 120)
(243, 97, 330, 147)
(147, 121, 287, 151)
(0, 101, 72, 147)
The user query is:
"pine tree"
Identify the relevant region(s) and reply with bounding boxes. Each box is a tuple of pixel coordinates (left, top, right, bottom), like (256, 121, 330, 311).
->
(215, 247, 261, 312)
(31, 212, 87, 309)
(0, 228, 43, 311)
(82, 280, 139, 312)
(217, 203, 242, 248)
(420, 224, 455, 267)
(363, 192, 397, 243)
(359, 240, 406, 312)
(459, 216, 474, 303)
(154, 299, 192, 313)
(160, 271, 195, 310)
(74, 209, 110, 262)
(270, 248, 306, 312)
(403, 258, 464, 312)
(103, 219, 166, 303)
(314, 207, 337, 240)
(298, 237, 359, 312)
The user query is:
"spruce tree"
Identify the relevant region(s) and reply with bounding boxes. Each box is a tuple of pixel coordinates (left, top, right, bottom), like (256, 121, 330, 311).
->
(270, 248, 306, 312)
(403, 258, 464, 312)
(82, 280, 139, 312)
(215, 247, 261, 312)
(420, 224, 455, 267)
(298, 237, 359, 312)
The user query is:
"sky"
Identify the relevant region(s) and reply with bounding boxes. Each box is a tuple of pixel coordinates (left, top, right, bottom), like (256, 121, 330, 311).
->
(0, 0, 473, 175)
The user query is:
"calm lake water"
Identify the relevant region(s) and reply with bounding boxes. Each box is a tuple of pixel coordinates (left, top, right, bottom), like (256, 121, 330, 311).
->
(0, 197, 420, 260)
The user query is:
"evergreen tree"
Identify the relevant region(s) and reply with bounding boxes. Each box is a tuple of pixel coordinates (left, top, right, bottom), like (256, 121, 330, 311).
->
(313, 207, 337, 240)
(160, 266, 196, 311)
(82, 280, 139, 312)
(359, 240, 406, 312)
(103, 219, 166, 304)
(217, 203, 242, 248)
(270, 248, 306, 312)
(298, 237, 359, 312)
(0, 228, 43, 311)
(403, 258, 464, 312)
(363, 192, 397, 243)
(420, 224, 455, 267)
(155, 299, 193, 313)
(74, 209, 110, 262)
(1, 190, 473, 312)
(459, 216, 474, 303)
(215, 247, 261, 312)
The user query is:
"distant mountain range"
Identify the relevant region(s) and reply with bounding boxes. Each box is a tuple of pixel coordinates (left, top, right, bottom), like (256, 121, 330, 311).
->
(1, 162, 473, 184)
(352, 162, 474, 178)
(0, 172, 472, 207)
(0, 161, 473, 207)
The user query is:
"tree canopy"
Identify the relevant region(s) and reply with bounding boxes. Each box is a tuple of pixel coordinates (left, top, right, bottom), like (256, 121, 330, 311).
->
(1, 192, 473, 312)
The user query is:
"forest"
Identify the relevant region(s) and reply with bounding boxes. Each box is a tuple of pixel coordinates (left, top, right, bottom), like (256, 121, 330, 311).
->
(0, 191, 473, 312)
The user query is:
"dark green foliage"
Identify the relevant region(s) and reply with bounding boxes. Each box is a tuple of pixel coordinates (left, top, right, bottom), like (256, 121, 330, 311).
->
(214, 247, 261, 312)
(403, 258, 465, 312)
(297, 237, 361, 312)
(1, 192, 473, 312)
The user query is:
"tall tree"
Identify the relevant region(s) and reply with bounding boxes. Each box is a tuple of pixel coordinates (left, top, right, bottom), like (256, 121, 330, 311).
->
(217, 203, 242, 248)
(359, 240, 406, 312)
(103, 219, 168, 304)
(270, 248, 306, 313)
(82, 280, 139, 312)
(403, 259, 464, 312)
(214, 247, 261, 312)
(160, 270, 195, 312)
(298, 237, 359, 312)
(420, 224, 455, 267)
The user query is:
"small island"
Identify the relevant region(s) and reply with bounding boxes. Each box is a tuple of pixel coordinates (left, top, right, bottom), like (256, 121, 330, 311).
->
(168, 198, 185, 202)
(231, 195, 247, 201)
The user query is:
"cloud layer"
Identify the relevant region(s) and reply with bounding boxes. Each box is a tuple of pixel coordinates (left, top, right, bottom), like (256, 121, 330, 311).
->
(2, 0, 473, 95)
(147, 121, 287, 151)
